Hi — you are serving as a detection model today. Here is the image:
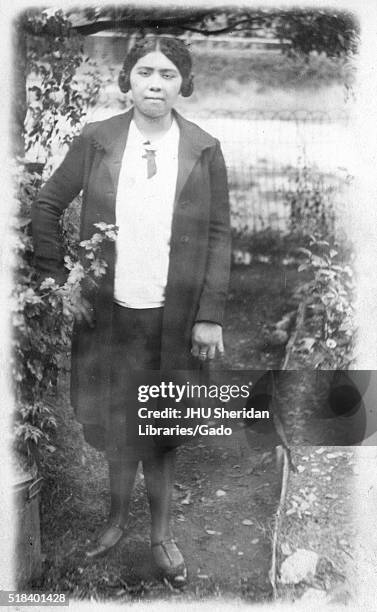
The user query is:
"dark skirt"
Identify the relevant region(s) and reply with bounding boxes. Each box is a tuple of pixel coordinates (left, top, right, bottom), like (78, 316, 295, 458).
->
(106, 304, 164, 461)
(82, 303, 206, 456)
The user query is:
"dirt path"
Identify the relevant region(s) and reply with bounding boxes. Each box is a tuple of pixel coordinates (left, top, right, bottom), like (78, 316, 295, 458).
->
(39, 404, 283, 602)
(174, 434, 281, 600)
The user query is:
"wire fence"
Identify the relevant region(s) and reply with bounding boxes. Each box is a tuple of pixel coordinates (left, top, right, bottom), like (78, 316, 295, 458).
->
(183, 33, 290, 53)
(191, 110, 351, 235)
(31, 107, 351, 238)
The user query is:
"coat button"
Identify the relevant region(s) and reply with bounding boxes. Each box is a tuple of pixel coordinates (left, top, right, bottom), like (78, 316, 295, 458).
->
(180, 235, 189, 243)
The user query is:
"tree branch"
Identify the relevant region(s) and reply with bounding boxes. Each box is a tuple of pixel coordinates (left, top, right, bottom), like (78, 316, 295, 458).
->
(71, 15, 262, 37)
(176, 20, 264, 36)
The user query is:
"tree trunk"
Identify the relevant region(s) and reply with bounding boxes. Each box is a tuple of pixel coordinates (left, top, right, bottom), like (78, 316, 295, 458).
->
(13, 16, 27, 159)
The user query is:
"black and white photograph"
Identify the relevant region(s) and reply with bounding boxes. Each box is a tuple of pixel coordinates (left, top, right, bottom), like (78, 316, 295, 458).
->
(3, 0, 377, 609)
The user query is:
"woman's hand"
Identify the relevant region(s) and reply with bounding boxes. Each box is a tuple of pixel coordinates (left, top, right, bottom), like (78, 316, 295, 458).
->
(191, 322, 224, 361)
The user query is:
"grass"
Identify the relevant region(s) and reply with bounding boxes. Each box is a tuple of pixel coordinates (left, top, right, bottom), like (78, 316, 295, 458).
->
(231, 228, 311, 257)
(190, 49, 353, 91)
(181, 51, 354, 116)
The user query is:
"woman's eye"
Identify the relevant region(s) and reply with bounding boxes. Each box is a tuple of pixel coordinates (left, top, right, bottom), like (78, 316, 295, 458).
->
(162, 73, 174, 79)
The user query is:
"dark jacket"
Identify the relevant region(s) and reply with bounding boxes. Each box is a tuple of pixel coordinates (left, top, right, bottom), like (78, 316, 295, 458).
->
(32, 108, 231, 429)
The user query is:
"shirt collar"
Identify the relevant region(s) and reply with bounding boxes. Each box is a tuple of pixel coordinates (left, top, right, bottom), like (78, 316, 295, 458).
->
(127, 118, 179, 152)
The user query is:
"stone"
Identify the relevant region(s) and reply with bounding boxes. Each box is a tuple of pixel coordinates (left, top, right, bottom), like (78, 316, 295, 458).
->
(280, 549, 319, 585)
(299, 588, 327, 604)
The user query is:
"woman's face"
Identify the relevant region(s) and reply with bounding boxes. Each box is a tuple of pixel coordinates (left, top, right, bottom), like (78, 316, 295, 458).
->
(129, 51, 183, 119)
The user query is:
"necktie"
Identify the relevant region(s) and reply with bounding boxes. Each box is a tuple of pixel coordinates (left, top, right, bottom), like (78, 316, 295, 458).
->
(142, 141, 157, 179)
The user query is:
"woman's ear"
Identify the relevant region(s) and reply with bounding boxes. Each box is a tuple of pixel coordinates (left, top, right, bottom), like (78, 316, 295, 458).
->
(180, 73, 194, 98)
(118, 69, 131, 94)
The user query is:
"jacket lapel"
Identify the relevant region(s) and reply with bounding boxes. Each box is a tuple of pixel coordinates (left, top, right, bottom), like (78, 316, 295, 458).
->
(90, 109, 133, 192)
(89, 108, 215, 209)
(173, 110, 216, 207)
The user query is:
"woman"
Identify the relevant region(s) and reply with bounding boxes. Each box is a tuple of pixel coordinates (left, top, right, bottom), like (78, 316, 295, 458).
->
(32, 35, 231, 586)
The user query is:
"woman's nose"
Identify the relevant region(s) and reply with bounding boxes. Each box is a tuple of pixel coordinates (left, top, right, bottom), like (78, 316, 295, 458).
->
(148, 73, 163, 90)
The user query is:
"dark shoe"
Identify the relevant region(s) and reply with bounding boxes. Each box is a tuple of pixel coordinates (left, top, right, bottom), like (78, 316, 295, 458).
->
(86, 524, 125, 559)
(151, 539, 187, 588)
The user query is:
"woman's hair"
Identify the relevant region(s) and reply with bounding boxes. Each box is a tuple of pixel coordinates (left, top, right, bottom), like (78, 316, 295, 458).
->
(118, 35, 194, 97)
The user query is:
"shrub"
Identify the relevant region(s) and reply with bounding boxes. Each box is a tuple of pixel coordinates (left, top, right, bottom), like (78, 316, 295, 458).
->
(12, 165, 117, 466)
(294, 235, 355, 368)
(24, 9, 102, 164)
(13, 8, 118, 467)
(286, 164, 337, 237)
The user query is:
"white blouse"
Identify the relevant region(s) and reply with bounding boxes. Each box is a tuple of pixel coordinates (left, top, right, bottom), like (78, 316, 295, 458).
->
(113, 118, 180, 308)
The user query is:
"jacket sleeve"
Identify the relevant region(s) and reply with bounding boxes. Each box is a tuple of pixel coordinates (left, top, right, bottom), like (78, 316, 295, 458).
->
(195, 140, 231, 326)
(31, 127, 89, 283)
